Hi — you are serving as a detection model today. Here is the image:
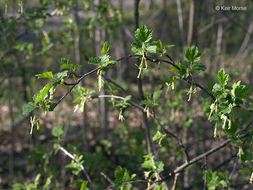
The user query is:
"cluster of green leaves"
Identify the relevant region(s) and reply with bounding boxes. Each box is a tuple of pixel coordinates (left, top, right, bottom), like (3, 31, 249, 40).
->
(208, 68, 252, 140)
(204, 170, 229, 190)
(162, 46, 205, 102)
(170, 46, 206, 78)
(114, 166, 136, 190)
(88, 41, 117, 91)
(23, 58, 83, 134)
(131, 25, 175, 78)
(131, 25, 156, 78)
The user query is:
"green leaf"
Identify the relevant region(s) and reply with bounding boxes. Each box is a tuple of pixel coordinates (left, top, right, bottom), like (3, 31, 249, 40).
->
(52, 124, 64, 137)
(88, 57, 101, 65)
(101, 41, 111, 54)
(231, 81, 251, 99)
(66, 162, 82, 175)
(218, 69, 229, 86)
(212, 83, 227, 100)
(131, 41, 142, 55)
(54, 70, 68, 80)
(218, 102, 232, 114)
(80, 181, 88, 190)
(41, 102, 56, 112)
(23, 102, 37, 115)
(114, 166, 131, 188)
(170, 66, 179, 71)
(100, 54, 110, 63)
(35, 72, 53, 79)
(153, 130, 165, 141)
(61, 63, 73, 70)
(185, 46, 201, 63)
(60, 57, 69, 64)
(152, 40, 162, 50)
(73, 96, 81, 103)
(141, 159, 154, 170)
(123, 95, 132, 102)
(192, 63, 206, 73)
(155, 161, 164, 173)
(153, 90, 162, 102)
(164, 44, 175, 50)
(34, 83, 51, 104)
(135, 25, 153, 43)
(88, 55, 110, 66)
(145, 44, 157, 53)
(12, 183, 24, 190)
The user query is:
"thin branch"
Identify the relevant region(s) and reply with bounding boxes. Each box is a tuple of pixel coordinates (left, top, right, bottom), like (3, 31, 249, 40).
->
(98, 94, 146, 112)
(158, 123, 190, 162)
(171, 173, 180, 190)
(58, 146, 96, 190)
(228, 157, 239, 180)
(145, 55, 216, 101)
(100, 172, 116, 190)
(54, 67, 100, 108)
(173, 139, 231, 173)
(103, 76, 140, 100)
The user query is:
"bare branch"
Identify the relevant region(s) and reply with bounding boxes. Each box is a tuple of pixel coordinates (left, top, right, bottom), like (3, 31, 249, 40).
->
(171, 173, 180, 190)
(100, 172, 116, 190)
(173, 139, 231, 173)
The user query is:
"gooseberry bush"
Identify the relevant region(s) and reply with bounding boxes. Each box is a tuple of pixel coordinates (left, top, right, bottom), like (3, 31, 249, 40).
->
(19, 24, 253, 190)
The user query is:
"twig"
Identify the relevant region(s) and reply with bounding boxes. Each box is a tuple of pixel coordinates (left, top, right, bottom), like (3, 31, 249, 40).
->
(58, 146, 96, 190)
(98, 94, 146, 112)
(146, 55, 216, 101)
(55, 54, 138, 108)
(103, 76, 140, 100)
(173, 139, 231, 173)
(228, 157, 239, 180)
(171, 173, 180, 190)
(100, 172, 116, 190)
(159, 124, 190, 162)
(54, 67, 100, 108)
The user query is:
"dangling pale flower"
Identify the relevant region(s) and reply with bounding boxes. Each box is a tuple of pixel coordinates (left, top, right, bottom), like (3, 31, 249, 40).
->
(238, 146, 244, 159)
(213, 127, 217, 138)
(74, 104, 79, 112)
(221, 114, 227, 129)
(228, 119, 232, 129)
(144, 106, 150, 118)
(249, 172, 253, 184)
(30, 116, 36, 135)
(118, 109, 124, 121)
(208, 103, 215, 120)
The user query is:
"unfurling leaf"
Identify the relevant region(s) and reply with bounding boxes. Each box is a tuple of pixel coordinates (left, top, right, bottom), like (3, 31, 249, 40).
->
(101, 41, 111, 55)
(185, 46, 201, 63)
(35, 72, 53, 79)
(218, 69, 229, 87)
(23, 102, 37, 116)
(135, 25, 153, 43)
(52, 125, 64, 137)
